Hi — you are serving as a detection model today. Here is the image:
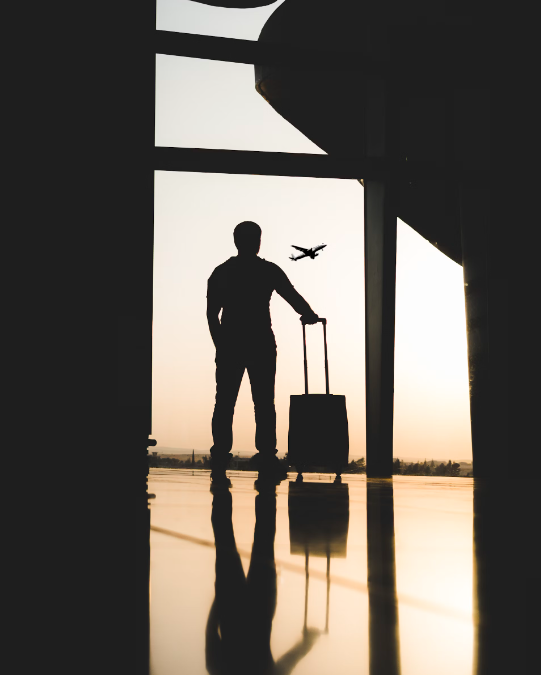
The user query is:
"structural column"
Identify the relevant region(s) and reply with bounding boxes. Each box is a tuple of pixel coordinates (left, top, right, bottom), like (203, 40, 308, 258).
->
(455, 88, 508, 478)
(460, 186, 490, 477)
(116, 3, 157, 674)
(364, 74, 398, 478)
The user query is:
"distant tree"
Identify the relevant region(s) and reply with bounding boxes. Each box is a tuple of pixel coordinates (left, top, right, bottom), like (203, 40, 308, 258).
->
(444, 460, 461, 477)
(393, 458, 402, 475)
(434, 462, 447, 476)
(403, 462, 412, 475)
(404, 461, 424, 475)
(419, 460, 433, 476)
(344, 460, 363, 474)
(356, 457, 366, 473)
(407, 462, 418, 475)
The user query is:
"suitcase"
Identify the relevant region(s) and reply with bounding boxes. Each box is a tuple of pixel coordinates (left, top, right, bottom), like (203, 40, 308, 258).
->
(288, 319, 349, 481)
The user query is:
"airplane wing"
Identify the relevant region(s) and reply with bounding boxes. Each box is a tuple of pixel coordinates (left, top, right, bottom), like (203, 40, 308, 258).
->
(312, 244, 326, 252)
(292, 245, 310, 253)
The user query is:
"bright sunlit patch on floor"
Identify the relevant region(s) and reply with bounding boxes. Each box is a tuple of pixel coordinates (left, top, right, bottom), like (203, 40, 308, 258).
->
(149, 472, 475, 675)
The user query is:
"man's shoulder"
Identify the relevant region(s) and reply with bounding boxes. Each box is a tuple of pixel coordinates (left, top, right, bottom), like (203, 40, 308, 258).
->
(208, 257, 235, 280)
(259, 258, 291, 287)
(208, 256, 287, 283)
(259, 258, 286, 276)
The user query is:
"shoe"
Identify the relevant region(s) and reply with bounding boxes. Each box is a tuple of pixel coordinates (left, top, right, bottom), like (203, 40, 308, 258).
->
(255, 454, 289, 486)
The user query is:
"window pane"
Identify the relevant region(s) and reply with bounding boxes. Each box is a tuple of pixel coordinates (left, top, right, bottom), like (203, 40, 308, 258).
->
(153, 171, 471, 463)
(153, 171, 364, 455)
(157, 0, 287, 41)
(155, 54, 325, 153)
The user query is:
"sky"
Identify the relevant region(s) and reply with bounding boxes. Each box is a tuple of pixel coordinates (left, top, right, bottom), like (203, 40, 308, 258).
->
(152, 0, 472, 461)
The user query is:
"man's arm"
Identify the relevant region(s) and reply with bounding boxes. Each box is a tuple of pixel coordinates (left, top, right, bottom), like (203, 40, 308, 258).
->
(274, 267, 319, 324)
(206, 276, 222, 348)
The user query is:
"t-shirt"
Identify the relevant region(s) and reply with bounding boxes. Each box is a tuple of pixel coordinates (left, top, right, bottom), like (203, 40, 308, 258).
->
(207, 256, 313, 349)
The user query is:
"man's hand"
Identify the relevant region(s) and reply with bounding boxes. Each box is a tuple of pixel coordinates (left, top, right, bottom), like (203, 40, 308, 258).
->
(300, 312, 319, 325)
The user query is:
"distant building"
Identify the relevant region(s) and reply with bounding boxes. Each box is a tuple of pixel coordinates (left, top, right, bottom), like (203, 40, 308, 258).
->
(230, 456, 252, 470)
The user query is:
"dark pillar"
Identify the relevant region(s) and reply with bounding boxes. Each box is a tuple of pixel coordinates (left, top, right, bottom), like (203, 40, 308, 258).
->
(460, 187, 489, 477)
(115, 3, 156, 674)
(364, 76, 398, 478)
(366, 478, 401, 675)
(456, 89, 508, 478)
(460, 186, 509, 478)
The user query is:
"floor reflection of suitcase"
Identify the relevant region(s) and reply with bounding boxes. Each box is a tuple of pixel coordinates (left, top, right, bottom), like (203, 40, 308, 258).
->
(288, 482, 350, 633)
(288, 482, 350, 557)
(288, 319, 349, 480)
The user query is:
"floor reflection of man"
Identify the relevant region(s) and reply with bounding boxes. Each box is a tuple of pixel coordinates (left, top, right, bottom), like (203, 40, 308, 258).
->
(206, 487, 320, 675)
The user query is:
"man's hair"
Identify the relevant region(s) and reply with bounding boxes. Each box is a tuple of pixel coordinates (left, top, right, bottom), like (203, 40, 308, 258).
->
(233, 221, 261, 253)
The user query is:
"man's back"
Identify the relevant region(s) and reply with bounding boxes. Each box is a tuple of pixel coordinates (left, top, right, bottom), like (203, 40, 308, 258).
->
(208, 256, 284, 337)
(208, 256, 312, 351)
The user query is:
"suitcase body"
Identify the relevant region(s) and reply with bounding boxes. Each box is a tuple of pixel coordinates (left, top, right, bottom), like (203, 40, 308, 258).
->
(288, 319, 349, 476)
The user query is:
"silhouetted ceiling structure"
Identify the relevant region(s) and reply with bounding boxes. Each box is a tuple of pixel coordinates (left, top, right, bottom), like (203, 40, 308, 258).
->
(190, 1, 278, 7)
(252, 0, 490, 265)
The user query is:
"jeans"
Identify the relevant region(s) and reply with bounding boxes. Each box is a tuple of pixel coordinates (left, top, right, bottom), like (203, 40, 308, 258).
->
(211, 347, 277, 459)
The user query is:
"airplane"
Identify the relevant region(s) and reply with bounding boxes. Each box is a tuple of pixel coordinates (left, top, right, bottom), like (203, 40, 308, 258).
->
(289, 244, 327, 261)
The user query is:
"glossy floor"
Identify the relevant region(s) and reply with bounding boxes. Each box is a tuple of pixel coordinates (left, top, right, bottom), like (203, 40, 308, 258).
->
(149, 470, 482, 675)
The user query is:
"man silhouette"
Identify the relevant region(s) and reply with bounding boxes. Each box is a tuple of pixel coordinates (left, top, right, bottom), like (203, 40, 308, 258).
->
(207, 221, 319, 486)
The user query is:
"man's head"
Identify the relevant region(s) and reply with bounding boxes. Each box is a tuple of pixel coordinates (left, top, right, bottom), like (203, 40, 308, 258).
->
(234, 221, 261, 255)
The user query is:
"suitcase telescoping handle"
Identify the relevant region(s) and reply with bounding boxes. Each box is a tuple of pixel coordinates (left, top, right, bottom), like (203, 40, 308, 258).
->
(302, 318, 329, 396)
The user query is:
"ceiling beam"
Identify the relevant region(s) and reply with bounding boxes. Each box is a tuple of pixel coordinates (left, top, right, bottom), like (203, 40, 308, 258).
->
(155, 147, 487, 183)
(156, 29, 372, 73)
